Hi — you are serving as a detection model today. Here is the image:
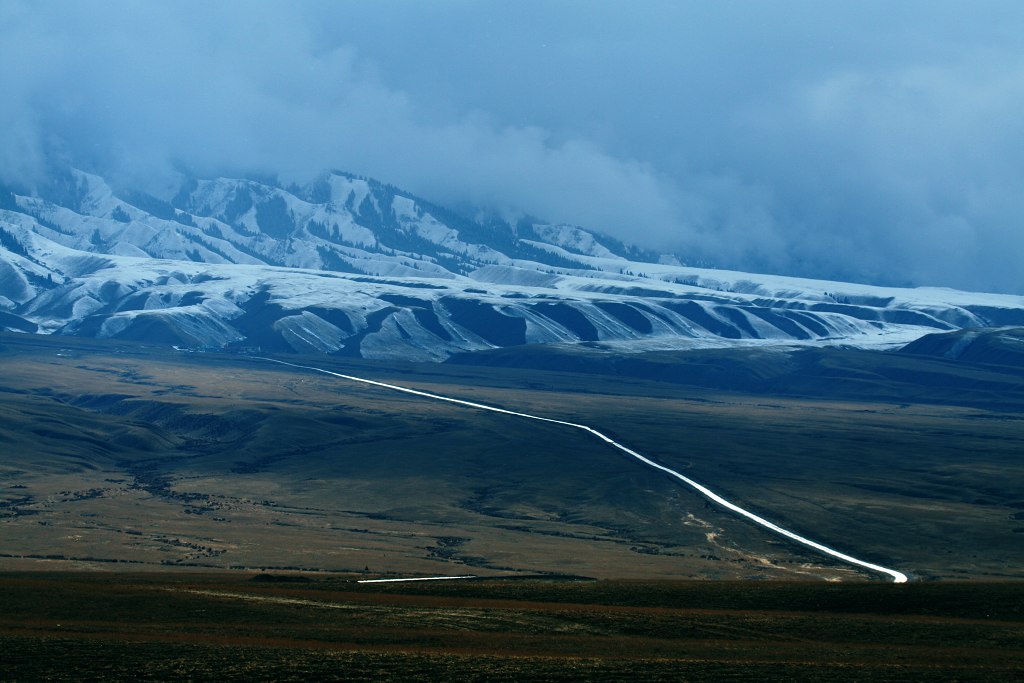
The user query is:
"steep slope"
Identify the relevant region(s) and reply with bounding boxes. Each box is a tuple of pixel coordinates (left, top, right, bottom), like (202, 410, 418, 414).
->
(5, 169, 607, 278)
(2, 169, 1023, 360)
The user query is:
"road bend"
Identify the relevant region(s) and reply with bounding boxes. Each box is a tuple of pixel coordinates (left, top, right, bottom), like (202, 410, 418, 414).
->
(254, 356, 909, 583)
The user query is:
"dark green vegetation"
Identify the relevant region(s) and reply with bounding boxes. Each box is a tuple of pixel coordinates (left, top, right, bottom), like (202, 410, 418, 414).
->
(449, 328, 1024, 411)
(901, 326, 1024, 369)
(1, 573, 1021, 681)
(1, 332, 1023, 581)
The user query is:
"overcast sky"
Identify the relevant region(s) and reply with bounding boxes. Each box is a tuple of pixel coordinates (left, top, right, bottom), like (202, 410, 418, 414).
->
(1, 1, 1022, 293)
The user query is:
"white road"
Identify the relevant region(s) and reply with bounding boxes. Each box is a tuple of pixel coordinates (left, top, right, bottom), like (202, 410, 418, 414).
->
(255, 357, 909, 583)
(357, 575, 478, 584)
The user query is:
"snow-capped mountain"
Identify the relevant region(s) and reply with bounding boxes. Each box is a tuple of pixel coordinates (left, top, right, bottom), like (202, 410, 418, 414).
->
(2, 168, 1023, 360)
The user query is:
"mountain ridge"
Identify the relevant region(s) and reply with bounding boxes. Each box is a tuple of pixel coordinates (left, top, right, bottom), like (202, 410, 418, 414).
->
(2, 167, 1023, 360)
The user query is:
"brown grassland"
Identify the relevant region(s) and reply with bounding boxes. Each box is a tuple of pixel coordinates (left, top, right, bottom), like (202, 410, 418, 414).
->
(1, 333, 1022, 679)
(1, 333, 1022, 580)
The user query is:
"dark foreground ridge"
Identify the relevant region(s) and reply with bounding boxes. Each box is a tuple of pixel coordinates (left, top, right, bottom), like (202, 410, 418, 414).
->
(1, 573, 1021, 682)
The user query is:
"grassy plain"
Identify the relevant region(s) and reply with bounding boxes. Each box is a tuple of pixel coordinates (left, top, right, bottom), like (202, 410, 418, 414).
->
(1, 572, 1021, 681)
(1, 333, 1023, 581)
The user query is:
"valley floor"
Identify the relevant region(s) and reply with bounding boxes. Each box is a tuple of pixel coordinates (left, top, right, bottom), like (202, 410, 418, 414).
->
(2, 334, 1023, 581)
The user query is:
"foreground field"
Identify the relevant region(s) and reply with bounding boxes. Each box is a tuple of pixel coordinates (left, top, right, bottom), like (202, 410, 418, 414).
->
(1, 573, 1021, 681)
(1, 334, 1023, 580)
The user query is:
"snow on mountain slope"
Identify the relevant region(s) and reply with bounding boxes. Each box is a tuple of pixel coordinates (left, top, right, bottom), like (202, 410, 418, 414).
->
(529, 223, 623, 259)
(2, 169, 1023, 360)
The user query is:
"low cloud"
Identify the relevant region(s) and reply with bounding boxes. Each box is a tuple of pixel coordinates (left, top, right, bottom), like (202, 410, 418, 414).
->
(1, 1, 1021, 293)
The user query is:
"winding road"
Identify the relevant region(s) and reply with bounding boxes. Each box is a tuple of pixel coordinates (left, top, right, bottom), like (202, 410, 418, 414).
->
(255, 357, 909, 583)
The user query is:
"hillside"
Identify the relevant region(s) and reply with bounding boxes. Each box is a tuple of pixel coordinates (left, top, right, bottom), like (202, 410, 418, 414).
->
(2, 169, 1023, 359)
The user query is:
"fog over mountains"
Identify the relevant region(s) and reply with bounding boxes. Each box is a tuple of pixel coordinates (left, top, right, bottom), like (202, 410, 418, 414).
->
(2, 167, 1022, 361)
(3, 2, 1023, 295)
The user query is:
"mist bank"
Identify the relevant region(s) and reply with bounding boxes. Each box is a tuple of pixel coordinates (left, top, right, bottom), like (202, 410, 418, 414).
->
(2, 1, 1022, 293)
